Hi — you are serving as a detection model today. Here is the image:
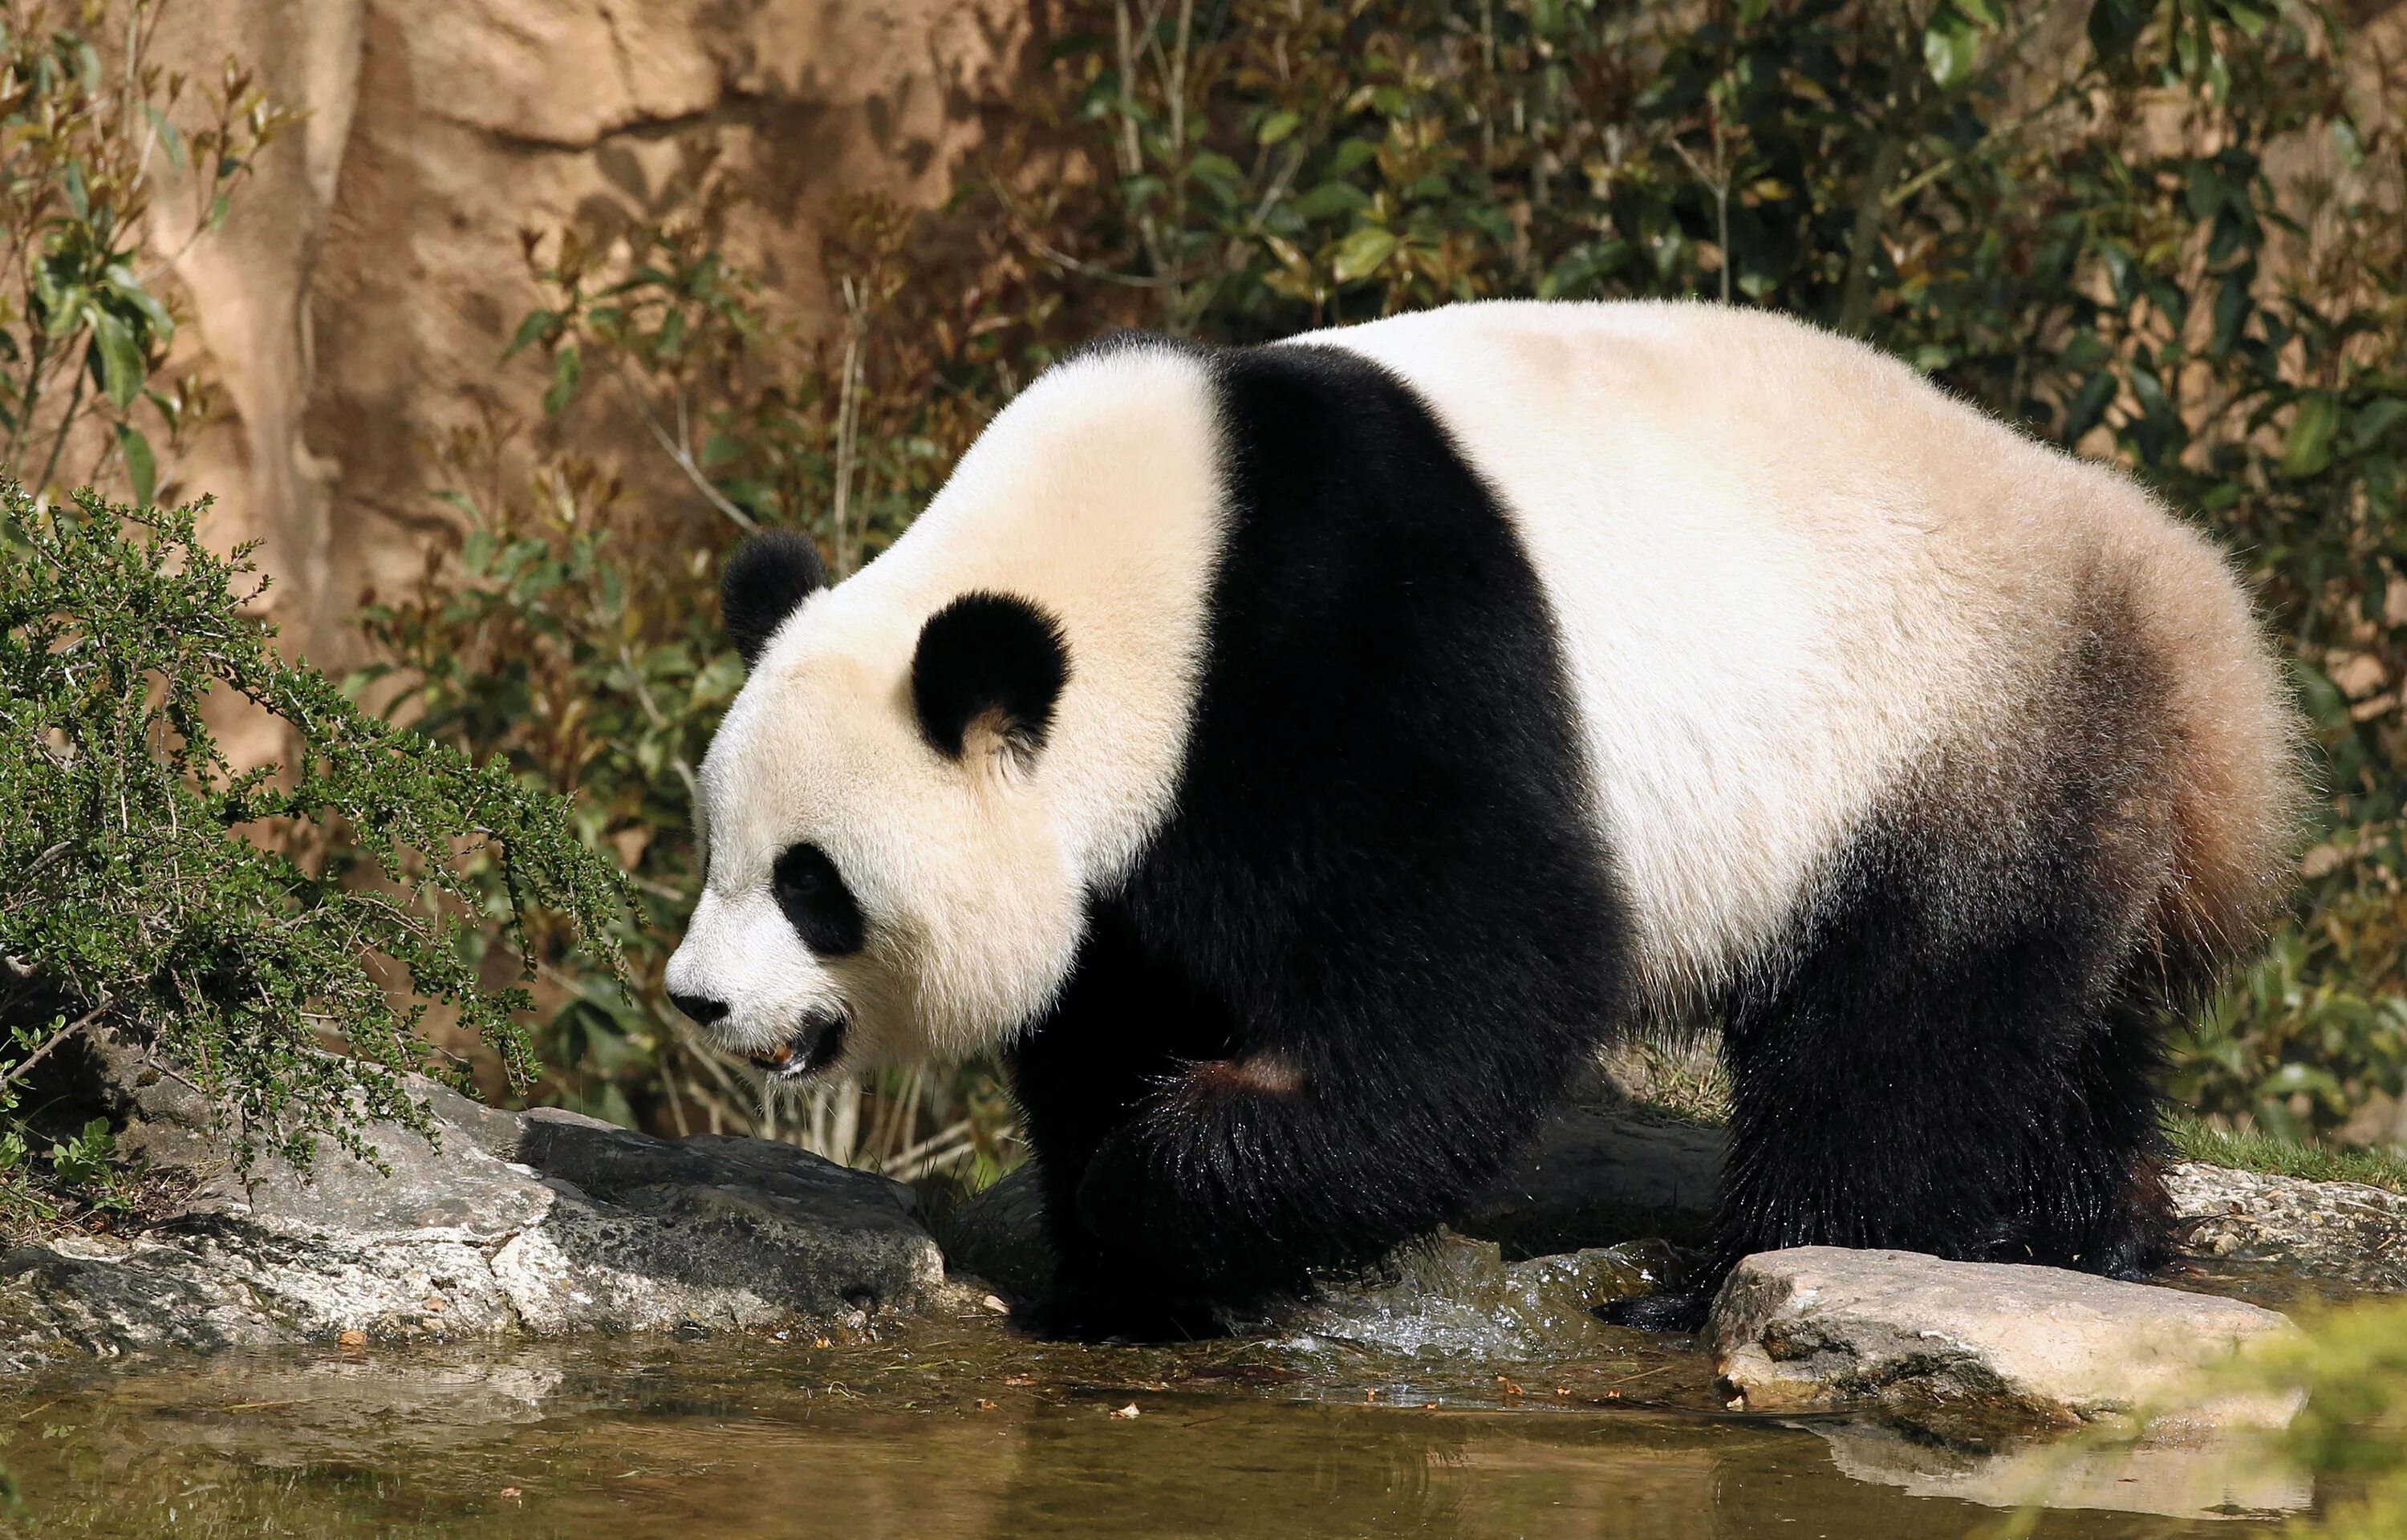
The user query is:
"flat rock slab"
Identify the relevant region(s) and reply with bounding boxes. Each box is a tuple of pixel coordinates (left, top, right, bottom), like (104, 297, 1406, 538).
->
(1711, 1247, 2302, 1440)
(1, 1073, 946, 1373)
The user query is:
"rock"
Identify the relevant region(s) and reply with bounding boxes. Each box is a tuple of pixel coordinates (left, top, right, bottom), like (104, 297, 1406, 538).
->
(2169, 1161, 2407, 1292)
(936, 1103, 1725, 1301)
(932, 1158, 1053, 1300)
(1458, 1105, 1723, 1254)
(1710, 1247, 2303, 1440)
(0, 1065, 945, 1373)
(1272, 1233, 1678, 1363)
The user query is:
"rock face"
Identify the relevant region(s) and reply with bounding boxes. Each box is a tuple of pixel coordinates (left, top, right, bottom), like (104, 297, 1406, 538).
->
(1710, 1247, 2303, 1438)
(136, 0, 1030, 758)
(0, 1075, 944, 1373)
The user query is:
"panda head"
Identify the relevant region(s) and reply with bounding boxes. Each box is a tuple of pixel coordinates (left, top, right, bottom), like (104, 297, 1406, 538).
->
(664, 531, 1081, 1082)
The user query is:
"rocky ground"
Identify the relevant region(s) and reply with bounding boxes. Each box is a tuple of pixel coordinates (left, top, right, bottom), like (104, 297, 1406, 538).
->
(1, 1035, 944, 1369)
(9, 1043, 2405, 1449)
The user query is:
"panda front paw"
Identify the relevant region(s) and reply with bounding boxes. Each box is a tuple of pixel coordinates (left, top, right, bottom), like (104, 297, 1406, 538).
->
(1595, 1288, 1712, 1334)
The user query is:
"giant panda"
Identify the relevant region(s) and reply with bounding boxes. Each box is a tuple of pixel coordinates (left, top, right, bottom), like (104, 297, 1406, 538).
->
(664, 300, 2303, 1335)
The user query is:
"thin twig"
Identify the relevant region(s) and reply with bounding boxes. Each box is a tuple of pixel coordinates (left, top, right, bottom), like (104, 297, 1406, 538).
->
(2, 994, 113, 1092)
(985, 176, 1181, 290)
(606, 360, 758, 533)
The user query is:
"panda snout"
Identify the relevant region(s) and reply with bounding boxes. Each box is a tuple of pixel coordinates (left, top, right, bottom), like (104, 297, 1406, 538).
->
(747, 1007, 851, 1081)
(668, 991, 729, 1026)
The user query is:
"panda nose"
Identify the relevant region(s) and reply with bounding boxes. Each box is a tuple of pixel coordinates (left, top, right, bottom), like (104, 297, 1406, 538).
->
(669, 991, 729, 1026)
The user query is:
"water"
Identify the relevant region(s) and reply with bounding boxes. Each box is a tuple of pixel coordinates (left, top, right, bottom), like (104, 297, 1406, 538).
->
(0, 1316, 2306, 1538)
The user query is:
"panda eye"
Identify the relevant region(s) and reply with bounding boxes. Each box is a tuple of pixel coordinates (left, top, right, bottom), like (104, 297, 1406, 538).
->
(770, 841, 864, 956)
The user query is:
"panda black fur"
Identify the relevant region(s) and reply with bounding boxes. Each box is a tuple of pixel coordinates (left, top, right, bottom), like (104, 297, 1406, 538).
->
(670, 301, 2302, 1335)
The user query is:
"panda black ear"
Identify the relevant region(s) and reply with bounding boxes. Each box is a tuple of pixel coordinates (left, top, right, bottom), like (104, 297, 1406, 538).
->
(911, 593, 1070, 765)
(721, 532, 828, 668)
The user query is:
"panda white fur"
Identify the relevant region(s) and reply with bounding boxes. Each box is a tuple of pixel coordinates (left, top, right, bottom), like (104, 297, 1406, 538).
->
(666, 299, 2301, 1334)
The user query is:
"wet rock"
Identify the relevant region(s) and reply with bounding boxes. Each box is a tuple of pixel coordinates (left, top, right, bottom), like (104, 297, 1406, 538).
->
(932, 1160, 1054, 1301)
(936, 1104, 1725, 1302)
(1270, 1232, 1678, 1362)
(0, 1064, 945, 1372)
(2169, 1161, 2407, 1292)
(1711, 1247, 2303, 1441)
(1457, 1106, 1723, 1254)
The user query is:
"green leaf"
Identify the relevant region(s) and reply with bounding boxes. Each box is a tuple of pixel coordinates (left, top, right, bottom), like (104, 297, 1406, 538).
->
(2088, 0, 2151, 61)
(141, 104, 188, 171)
(2218, 0, 2271, 38)
(2064, 371, 2118, 443)
(1329, 225, 1398, 284)
(1257, 110, 1302, 147)
(2210, 270, 2253, 355)
(1923, 2, 1984, 90)
(103, 265, 175, 348)
(655, 308, 688, 360)
(1288, 181, 1371, 222)
(543, 343, 582, 417)
(505, 308, 560, 359)
(1187, 151, 1244, 191)
(88, 307, 145, 409)
(116, 424, 156, 507)
(2283, 392, 2339, 479)
(2351, 398, 2407, 452)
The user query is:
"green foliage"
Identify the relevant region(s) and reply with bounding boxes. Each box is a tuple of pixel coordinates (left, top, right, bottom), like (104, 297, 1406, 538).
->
(999, 0, 2406, 1140)
(2259, 1301, 2407, 1538)
(0, 484, 627, 1227)
(429, 0, 2401, 1169)
(0, 0, 294, 505)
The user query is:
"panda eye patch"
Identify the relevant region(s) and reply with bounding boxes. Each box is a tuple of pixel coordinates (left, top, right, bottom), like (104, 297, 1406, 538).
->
(770, 841, 864, 955)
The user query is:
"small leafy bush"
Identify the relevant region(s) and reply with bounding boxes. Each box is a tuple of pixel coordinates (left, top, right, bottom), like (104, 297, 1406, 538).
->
(0, 483, 626, 1228)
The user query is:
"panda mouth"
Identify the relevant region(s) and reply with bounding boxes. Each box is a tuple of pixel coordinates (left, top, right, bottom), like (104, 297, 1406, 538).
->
(747, 1011, 849, 1080)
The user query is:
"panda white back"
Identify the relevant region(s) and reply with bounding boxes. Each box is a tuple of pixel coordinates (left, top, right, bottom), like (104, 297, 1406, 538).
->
(1291, 301, 2291, 1013)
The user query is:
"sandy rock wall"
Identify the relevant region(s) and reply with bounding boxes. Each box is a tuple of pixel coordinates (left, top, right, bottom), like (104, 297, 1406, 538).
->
(144, 0, 1028, 709)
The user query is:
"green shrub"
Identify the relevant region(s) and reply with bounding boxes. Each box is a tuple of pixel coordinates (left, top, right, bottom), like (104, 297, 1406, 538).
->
(0, 484, 626, 1228)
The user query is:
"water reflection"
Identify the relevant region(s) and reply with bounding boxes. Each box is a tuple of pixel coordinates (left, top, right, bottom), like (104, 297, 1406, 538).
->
(1, 1329, 2296, 1538)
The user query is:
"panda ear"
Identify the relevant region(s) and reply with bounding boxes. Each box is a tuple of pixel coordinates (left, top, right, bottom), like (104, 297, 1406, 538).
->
(912, 593, 1070, 768)
(721, 532, 828, 668)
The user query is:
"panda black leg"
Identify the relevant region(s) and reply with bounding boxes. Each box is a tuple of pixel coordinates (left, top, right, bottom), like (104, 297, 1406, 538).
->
(1003, 913, 1240, 1339)
(2027, 987, 2174, 1278)
(1636, 787, 2178, 1325)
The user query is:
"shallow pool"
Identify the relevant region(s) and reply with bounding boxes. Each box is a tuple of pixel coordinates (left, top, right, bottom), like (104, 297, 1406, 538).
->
(0, 1313, 2310, 1538)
